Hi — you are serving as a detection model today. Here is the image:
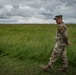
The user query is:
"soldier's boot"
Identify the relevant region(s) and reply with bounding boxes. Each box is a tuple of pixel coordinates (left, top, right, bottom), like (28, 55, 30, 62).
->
(41, 65, 51, 71)
(58, 67, 68, 73)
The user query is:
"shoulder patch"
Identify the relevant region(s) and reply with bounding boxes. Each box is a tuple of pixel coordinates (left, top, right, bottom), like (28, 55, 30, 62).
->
(58, 26, 65, 32)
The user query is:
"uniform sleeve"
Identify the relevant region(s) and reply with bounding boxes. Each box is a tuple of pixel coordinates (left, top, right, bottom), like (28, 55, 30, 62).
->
(59, 25, 69, 44)
(62, 26, 69, 44)
(63, 36, 69, 44)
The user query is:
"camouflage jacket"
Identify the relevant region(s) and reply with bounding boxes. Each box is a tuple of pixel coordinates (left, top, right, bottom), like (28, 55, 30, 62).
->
(56, 22, 68, 46)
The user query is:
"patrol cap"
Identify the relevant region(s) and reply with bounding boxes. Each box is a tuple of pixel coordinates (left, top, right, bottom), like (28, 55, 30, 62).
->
(54, 15, 62, 20)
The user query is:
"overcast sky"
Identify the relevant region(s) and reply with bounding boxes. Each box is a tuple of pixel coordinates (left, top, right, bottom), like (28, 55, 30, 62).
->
(0, 0, 76, 24)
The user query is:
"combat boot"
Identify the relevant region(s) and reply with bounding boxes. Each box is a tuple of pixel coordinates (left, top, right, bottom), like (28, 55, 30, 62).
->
(41, 65, 51, 71)
(58, 67, 68, 73)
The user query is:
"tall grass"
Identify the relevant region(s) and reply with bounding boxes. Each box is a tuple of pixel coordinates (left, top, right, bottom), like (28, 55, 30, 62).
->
(0, 24, 76, 75)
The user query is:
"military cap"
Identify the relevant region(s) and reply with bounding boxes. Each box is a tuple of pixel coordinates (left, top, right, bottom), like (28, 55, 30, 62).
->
(54, 15, 63, 20)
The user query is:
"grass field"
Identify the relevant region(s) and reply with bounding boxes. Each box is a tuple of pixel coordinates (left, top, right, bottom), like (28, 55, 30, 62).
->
(0, 24, 76, 75)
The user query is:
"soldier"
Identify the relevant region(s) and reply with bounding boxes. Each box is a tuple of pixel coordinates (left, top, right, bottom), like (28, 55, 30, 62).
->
(41, 15, 70, 72)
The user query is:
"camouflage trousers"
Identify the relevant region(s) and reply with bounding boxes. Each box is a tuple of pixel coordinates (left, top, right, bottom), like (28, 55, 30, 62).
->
(48, 42, 68, 68)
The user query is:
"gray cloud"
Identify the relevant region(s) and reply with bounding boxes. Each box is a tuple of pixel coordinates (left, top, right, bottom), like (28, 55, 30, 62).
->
(0, 0, 76, 23)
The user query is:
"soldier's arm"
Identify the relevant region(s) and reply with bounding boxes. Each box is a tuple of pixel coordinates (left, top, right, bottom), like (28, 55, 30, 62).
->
(59, 26, 70, 45)
(63, 36, 70, 45)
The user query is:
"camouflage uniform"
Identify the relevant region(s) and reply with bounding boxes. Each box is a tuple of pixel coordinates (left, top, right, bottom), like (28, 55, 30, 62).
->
(48, 22, 68, 69)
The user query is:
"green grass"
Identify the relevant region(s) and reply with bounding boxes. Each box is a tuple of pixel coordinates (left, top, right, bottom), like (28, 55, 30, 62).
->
(0, 24, 76, 75)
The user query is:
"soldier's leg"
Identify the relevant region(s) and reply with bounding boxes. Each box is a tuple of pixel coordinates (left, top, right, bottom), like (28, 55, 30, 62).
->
(61, 47, 68, 69)
(48, 44, 62, 68)
(41, 44, 62, 71)
(41, 42, 64, 71)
